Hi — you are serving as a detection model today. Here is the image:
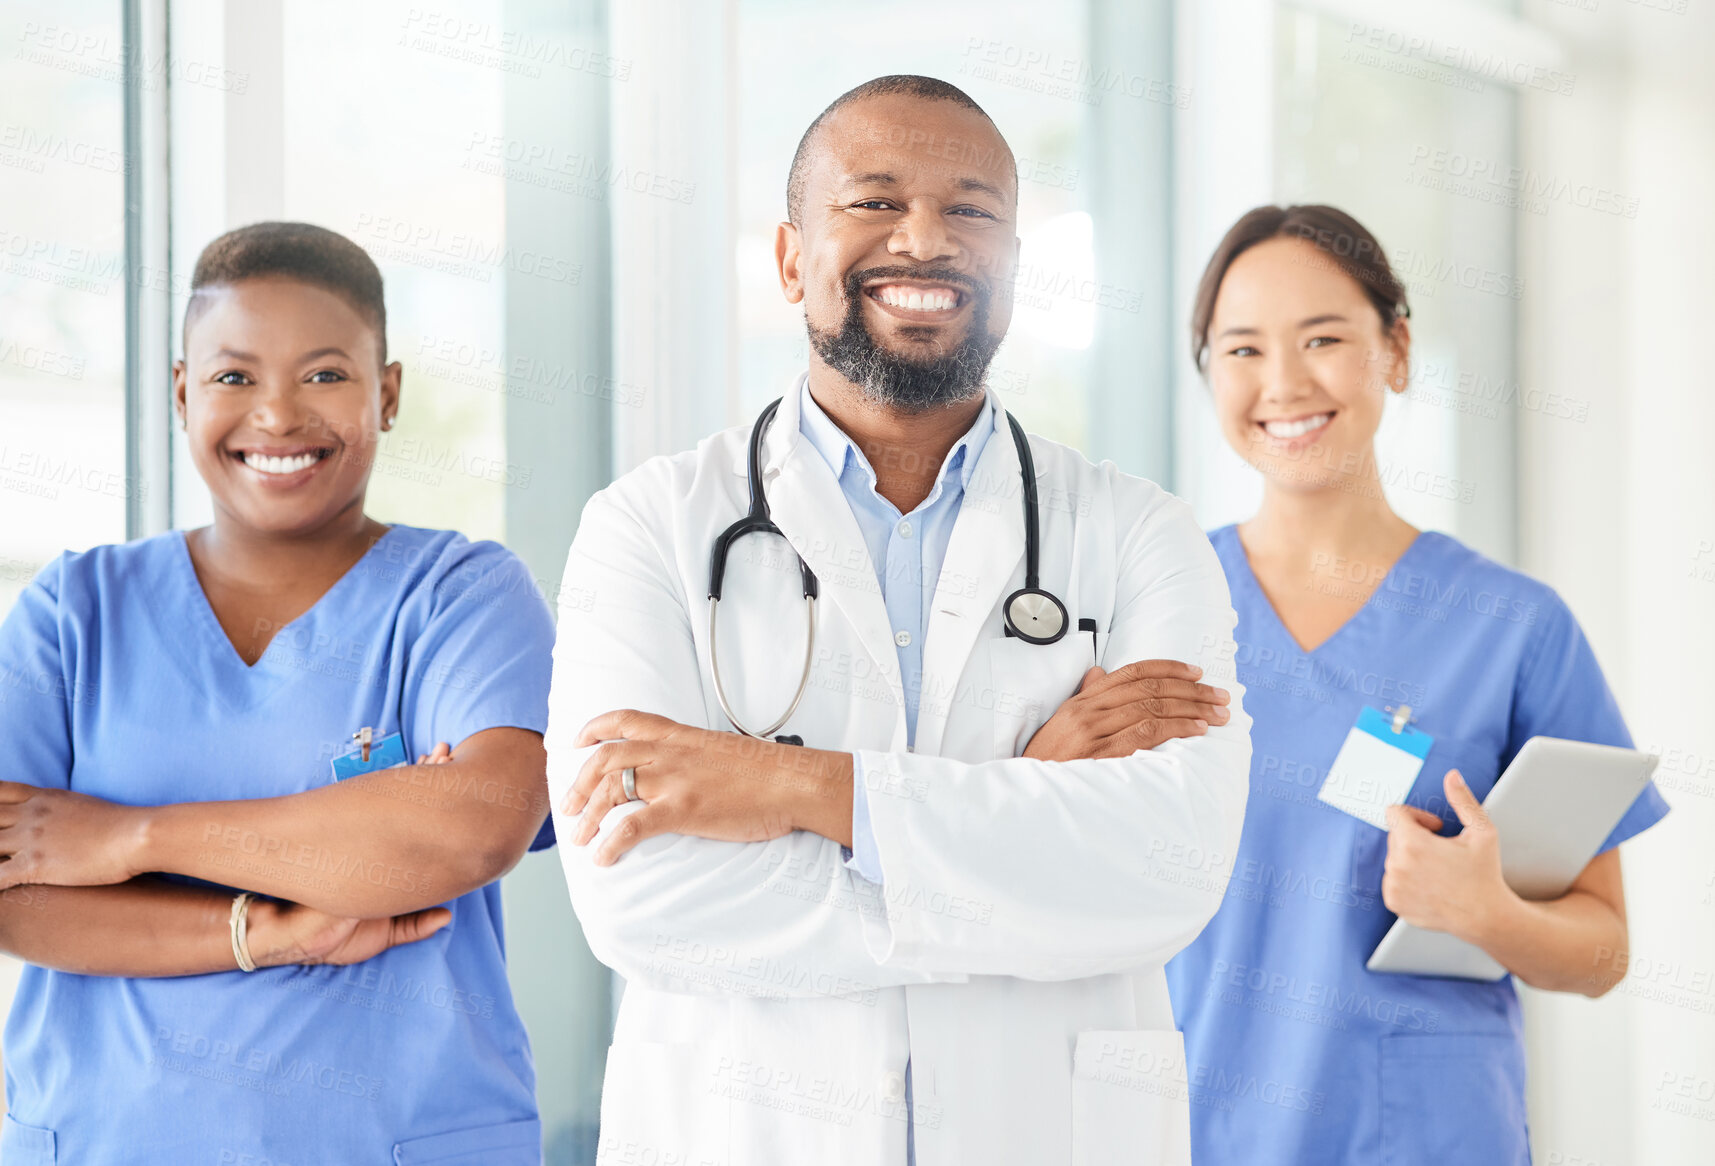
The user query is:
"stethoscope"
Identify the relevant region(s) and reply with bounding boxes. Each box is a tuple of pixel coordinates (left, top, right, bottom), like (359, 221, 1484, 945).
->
(707, 395, 1068, 743)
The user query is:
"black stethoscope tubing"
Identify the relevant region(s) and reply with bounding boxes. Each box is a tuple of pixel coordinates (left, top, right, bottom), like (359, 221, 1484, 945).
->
(706, 395, 1069, 740)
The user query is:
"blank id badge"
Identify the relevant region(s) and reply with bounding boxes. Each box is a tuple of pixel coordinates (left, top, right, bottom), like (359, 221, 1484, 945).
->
(330, 727, 409, 781)
(1317, 706, 1434, 829)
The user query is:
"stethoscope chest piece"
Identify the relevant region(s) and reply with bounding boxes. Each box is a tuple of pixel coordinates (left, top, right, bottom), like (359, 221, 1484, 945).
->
(1003, 586, 1069, 645)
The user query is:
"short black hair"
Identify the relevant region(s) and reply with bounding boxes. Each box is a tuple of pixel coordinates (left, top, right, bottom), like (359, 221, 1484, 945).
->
(786, 74, 1007, 226)
(183, 222, 388, 361)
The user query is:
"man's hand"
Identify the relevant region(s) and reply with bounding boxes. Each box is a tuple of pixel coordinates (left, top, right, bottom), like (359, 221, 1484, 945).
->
(247, 898, 453, 968)
(563, 710, 855, 867)
(1381, 770, 1513, 943)
(1024, 660, 1231, 762)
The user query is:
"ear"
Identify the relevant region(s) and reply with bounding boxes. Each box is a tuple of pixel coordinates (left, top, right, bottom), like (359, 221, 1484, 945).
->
(380, 360, 403, 429)
(172, 360, 188, 428)
(1387, 316, 1413, 394)
(776, 220, 805, 305)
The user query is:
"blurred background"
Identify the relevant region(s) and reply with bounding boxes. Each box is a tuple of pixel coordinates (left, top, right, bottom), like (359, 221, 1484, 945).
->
(2, 0, 1711, 1161)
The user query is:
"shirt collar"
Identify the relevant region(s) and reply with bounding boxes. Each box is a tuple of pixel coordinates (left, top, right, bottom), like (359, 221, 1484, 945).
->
(797, 377, 996, 497)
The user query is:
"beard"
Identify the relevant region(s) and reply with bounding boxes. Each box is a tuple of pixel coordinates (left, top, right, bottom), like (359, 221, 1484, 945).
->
(807, 265, 1004, 413)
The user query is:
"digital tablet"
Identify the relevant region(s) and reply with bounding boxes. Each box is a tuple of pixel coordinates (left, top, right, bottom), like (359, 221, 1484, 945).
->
(1366, 736, 1659, 980)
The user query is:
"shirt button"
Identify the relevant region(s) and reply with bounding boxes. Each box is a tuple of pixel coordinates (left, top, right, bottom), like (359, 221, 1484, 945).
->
(894, 630, 912, 647)
(897, 519, 913, 538)
(880, 1070, 906, 1103)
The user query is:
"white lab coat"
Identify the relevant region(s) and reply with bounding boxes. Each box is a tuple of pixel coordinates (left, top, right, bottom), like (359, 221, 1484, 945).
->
(546, 381, 1251, 1166)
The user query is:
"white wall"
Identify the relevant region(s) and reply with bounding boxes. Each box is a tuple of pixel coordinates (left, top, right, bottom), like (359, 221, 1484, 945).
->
(1518, 2, 1715, 1163)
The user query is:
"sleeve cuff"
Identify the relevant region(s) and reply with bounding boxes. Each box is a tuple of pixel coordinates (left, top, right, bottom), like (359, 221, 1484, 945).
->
(845, 752, 884, 884)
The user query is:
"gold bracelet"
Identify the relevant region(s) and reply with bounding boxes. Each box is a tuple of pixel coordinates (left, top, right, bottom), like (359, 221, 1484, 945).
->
(228, 892, 257, 973)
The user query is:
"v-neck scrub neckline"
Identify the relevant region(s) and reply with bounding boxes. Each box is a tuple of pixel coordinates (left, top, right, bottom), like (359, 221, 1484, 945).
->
(171, 525, 401, 676)
(1223, 528, 1428, 657)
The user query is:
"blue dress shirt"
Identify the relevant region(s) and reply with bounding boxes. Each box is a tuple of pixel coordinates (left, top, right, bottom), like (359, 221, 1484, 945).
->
(797, 378, 996, 1162)
(796, 379, 995, 881)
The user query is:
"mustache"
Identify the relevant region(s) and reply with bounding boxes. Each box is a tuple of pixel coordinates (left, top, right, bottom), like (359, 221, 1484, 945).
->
(843, 265, 987, 303)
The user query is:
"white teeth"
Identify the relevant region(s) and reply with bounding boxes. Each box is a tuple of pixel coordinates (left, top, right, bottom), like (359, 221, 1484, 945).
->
(242, 451, 321, 475)
(873, 285, 957, 311)
(1262, 413, 1334, 439)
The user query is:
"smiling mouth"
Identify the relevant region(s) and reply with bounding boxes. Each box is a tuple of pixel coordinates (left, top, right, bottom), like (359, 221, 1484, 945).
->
(864, 281, 966, 315)
(1258, 412, 1335, 440)
(232, 448, 334, 475)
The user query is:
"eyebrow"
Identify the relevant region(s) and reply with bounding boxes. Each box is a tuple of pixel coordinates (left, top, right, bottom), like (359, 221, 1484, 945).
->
(1216, 314, 1351, 340)
(840, 172, 1008, 203)
(209, 345, 355, 365)
(956, 176, 1008, 201)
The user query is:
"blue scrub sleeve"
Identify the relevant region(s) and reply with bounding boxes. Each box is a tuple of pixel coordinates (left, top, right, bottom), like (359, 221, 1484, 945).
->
(403, 542, 557, 851)
(0, 557, 74, 792)
(1507, 592, 1669, 851)
(845, 753, 884, 883)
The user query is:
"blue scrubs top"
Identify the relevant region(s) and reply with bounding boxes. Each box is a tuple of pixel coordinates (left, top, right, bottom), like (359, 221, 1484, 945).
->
(1166, 526, 1669, 1166)
(0, 526, 556, 1166)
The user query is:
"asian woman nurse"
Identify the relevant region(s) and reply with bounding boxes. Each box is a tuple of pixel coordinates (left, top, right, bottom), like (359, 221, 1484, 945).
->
(0, 223, 554, 1164)
(1164, 205, 1670, 1166)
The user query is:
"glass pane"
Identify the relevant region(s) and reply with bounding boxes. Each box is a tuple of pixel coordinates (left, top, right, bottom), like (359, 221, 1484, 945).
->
(0, 1, 129, 614)
(1273, 6, 1519, 560)
(280, 1, 510, 542)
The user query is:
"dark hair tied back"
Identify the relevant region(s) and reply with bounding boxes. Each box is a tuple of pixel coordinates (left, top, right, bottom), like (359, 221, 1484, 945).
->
(1190, 204, 1409, 373)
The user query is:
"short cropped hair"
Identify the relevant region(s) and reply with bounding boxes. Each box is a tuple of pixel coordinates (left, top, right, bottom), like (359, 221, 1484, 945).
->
(786, 74, 1004, 225)
(184, 222, 388, 361)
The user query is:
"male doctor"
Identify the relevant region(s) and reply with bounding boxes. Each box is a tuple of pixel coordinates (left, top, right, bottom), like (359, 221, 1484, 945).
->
(548, 75, 1251, 1165)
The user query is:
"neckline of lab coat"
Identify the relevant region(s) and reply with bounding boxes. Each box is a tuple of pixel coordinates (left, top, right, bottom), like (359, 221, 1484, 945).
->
(754, 372, 1041, 757)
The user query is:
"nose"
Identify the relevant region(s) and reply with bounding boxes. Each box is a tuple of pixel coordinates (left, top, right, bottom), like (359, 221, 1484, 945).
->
(1259, 344, 1318, 408)
(248, 378, 308, 433)
(888, 200, 960, 266)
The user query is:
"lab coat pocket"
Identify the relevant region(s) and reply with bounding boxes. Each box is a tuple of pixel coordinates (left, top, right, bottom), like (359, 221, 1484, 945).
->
(1069, 1029, 1192, 1166)
(987, 635, 1098, 759)
(0, 1115, 56, 1164)
(600, 1040, 731, 1161)
(1379, 1032, 1529, 1166)
(391, 1117, 541, 1164)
